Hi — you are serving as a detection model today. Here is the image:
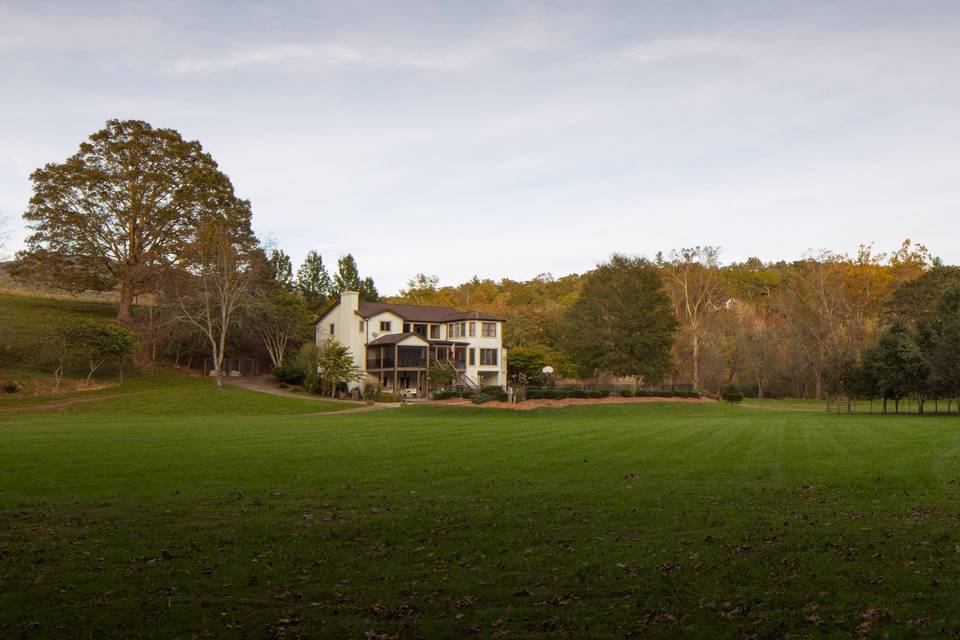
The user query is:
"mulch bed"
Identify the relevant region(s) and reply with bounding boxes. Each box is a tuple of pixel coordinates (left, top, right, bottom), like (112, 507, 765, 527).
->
(431, 396, 714, 411)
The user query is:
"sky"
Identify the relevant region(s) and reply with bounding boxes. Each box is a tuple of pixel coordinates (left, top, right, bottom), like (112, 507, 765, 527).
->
(1, 1, 959, 294)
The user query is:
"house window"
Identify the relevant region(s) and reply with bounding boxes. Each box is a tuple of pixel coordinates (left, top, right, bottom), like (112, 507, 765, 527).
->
(413, 323, 428, 338)
(430, 325, 440, 339)
(359, 320, 364, 332)
(403, 323, 411, 333)
(480, 348, 497, 366)
(380, 321, 392, 332)
(469, 322, 476, 337)
(448, 323, 467, 338)
(329, 323, 335, 336)
(469, 348, 476, 366)
(482, 322, 497, 337)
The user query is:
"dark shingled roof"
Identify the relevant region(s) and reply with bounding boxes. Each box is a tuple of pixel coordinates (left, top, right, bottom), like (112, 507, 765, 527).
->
(366, 332, 427, 346)
(366, 333, 472, 347)
(355, 301, 505, 322)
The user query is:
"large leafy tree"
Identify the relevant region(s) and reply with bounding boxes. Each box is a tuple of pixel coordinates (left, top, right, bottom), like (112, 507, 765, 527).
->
(18, 119, 241, 322)
(929, 285, 960, 412)
(564, 254, 677, 382)
(865, 321, 929, 413)
(250, 288, 312, 368)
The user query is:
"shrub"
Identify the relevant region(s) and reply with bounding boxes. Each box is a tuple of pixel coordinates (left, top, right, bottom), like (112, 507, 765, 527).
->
(480, 385, 502, 395)
(460, 391, 475, 399)
(587, 390, 603, 398)
(568, 389, 587, 399)
(363, 380, 381, 403)
(432, 391, 460, 400)
(721, 384, 744, 405)
(599, 389, 611, 398)
(619, 390, 633, 397)
(272, 362, 305, 385)
(277, 382, 289, 389)
(472, 392, 493, 405)
(302, 372, 323, 394)
(3, 383, 18, 394)
(495, 391, 508, 402)
(527, 390, 544, 400)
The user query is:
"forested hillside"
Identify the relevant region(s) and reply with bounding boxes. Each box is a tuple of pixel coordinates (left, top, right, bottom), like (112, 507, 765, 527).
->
(388, 241, 955, 399)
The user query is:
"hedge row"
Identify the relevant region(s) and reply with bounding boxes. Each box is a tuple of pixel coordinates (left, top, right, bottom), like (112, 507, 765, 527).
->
(433, 389, 509, 403)
(526, 389, 700, 400)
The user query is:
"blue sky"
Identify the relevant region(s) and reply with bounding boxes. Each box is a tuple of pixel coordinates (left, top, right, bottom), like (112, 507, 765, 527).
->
(2, 1, 959, 293)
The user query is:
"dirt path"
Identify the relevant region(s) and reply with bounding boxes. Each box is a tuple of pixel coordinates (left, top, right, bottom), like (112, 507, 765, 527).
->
(222, 377, 402, 414)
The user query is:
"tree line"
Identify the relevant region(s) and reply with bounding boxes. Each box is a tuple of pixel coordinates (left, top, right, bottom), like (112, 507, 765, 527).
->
(391, 243, 958, 406)
(9, 119, 960, 406)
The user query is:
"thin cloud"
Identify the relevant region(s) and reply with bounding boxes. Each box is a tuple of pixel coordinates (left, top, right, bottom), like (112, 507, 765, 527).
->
(621, 37, 757, 65)
(169, 39, 525, 74)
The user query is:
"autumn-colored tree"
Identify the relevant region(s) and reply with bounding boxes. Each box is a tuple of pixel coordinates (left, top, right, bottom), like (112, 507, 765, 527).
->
(19, 119, 243, 322)
(171, 203, 260, 387)
(661, 247, 727, 391)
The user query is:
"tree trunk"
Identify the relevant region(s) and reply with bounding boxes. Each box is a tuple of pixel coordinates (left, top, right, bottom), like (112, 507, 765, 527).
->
(918, 398, 925, 415)
(692, 333, 700, 391)
(117, 281, 134, 323)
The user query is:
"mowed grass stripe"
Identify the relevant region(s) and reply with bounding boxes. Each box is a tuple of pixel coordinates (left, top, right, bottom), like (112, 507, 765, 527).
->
(5, 377, 960, 638)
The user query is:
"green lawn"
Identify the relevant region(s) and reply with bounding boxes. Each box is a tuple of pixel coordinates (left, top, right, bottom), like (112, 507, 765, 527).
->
(2, 379, 960, 638)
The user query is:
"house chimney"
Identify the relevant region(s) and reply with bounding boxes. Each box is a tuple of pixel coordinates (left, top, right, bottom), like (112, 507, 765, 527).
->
(340, 290, 360, 313)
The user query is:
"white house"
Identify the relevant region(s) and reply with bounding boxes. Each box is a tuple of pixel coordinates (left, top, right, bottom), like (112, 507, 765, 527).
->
(316, 290, 507, 397)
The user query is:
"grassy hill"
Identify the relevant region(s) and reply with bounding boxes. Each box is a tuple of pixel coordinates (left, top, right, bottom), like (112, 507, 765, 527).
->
(2, 384, 960, 638)
(0, 291, 118, 393)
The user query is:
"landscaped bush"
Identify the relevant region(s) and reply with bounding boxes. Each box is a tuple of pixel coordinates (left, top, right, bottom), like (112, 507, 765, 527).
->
(272, 362, 305, 385)
(432, 391, 460, 400)
(619, 390, 634, 397)
(363, 380, 381, 403)
(302, 372, 323, 395)
(3, 383, 18, 394)
(568, 389, 587, 398)
(588, 390, 603, 398)
(495, 391, 508, 402)
(526, 390, 544, 400)
(472, 392, 493, 405)
(721, 384, 744, 405)
(277, 382, 289, 389)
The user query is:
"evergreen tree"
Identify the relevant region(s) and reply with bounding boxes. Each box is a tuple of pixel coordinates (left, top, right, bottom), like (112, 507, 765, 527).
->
(268, 249, 293, 289)
(332, 254, 379, 301)
(295, 250, 333, 308)
(563, 254, 676, 381)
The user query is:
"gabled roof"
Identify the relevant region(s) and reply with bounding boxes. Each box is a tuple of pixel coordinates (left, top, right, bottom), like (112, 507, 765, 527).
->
(366, 332, 428, 346)
(356, 301, 505, 322)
